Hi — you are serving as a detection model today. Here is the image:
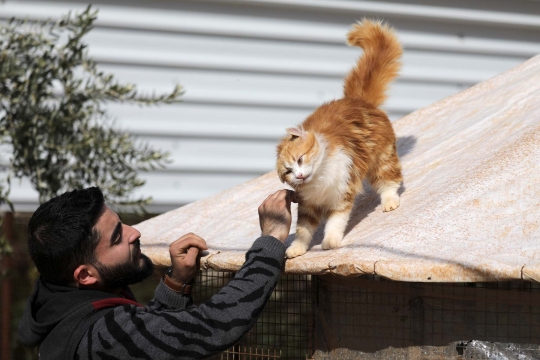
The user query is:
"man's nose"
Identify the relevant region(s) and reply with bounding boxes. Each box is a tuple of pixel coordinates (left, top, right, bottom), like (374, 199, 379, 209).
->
(125, 225, 141, 243)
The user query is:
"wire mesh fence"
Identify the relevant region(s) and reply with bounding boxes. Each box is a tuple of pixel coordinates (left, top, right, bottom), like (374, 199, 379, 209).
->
(191, 270, 314, 359)
(192, 270, 540, 359)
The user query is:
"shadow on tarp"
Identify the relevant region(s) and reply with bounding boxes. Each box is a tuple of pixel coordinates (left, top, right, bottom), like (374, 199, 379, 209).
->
(396, 135, 417, 159)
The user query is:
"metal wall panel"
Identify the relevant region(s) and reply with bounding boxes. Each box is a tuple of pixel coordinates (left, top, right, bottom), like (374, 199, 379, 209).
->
(1, 0, 539, 212)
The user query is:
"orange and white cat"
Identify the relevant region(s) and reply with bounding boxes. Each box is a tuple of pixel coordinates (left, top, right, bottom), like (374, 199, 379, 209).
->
(277, 19, 403, 258)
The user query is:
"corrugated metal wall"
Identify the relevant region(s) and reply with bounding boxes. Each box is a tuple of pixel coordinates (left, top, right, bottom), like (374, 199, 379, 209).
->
(2, 0, 540, 213)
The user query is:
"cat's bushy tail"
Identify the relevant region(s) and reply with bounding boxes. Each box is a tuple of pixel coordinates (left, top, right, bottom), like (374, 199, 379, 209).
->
(343, 19, 402, 107)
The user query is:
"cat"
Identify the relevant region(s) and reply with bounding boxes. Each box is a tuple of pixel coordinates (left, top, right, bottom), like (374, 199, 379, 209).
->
(276, 19, 403, 259)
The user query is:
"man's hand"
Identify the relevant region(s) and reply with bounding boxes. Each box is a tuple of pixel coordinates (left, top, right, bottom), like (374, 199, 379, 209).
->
(258, 189, 297, 242)
(169, 233, 208, 285)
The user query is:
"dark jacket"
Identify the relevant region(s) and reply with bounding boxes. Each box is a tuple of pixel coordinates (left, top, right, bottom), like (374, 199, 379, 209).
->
(18, 277, 141, 360)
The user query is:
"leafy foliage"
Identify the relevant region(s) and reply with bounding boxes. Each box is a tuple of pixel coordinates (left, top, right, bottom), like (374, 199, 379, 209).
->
(0, 6, 182, 213)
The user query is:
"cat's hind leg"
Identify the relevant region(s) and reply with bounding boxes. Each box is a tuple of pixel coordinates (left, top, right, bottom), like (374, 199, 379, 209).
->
(286, 205, 321, 258)
(368, 146, 403, 212)
(379, 182, 400, 212)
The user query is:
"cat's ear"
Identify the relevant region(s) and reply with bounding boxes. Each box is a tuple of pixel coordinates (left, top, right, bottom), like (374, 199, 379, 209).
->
(286, 126, 307, 139)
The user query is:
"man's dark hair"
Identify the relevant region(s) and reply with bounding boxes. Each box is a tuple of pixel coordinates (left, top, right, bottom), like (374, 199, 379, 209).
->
(27, 187, 105, 285)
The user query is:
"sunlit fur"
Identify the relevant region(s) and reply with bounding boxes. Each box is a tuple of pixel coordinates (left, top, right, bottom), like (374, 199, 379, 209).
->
(276, 19, 403, 258)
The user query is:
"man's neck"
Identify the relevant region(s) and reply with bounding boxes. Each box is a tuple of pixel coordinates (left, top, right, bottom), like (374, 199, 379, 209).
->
(79, 283, 123, 295)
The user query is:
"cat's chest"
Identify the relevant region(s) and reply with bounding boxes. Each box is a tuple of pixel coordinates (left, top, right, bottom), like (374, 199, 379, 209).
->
(300, 150, 352, 208)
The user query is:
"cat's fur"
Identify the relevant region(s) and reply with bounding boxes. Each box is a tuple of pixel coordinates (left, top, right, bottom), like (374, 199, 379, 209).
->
(276, 19, 403, 258)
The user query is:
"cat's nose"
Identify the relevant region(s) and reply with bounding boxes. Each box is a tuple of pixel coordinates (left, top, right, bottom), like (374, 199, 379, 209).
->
(296, 173, 304, 179)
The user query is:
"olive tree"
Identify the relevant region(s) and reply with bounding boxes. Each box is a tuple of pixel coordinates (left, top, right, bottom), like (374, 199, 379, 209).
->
(0, 7, 181, 209)
(0, 6, 182, 258)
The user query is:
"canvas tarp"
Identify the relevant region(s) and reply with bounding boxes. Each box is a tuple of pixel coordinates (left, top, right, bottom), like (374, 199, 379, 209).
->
(135, 54, 540, 282)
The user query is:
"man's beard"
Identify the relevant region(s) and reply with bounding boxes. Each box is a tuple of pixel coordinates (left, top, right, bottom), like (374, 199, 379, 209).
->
(93, 240, 154, 290)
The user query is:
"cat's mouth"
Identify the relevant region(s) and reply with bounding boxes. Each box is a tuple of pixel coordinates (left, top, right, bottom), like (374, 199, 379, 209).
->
(288, 174, 312, 187)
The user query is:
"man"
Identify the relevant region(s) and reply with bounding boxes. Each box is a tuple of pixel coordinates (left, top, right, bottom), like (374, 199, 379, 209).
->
(18, 186, 295, 359)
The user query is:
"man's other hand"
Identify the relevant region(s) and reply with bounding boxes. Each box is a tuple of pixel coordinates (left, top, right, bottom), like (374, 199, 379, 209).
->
(169, 233, 208, 285)
(258, 189, 297, 242)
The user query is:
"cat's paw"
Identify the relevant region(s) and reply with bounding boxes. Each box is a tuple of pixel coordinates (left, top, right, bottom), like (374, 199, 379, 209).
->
(321, 235, 342, 250)
(286, 242, 308, 258)
(382, 194, 400, 212)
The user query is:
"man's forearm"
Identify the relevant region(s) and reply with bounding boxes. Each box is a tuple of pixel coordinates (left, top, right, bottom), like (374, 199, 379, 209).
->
(179, 236, 286, 355)
(77, 236, 286, 360)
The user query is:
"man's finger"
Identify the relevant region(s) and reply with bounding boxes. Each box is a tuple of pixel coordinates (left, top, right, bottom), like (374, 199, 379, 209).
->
(267, 190, 286, 204)
(179, 238, 208, 251)
(286, 190, 298, 204)
(171, 237, 208, 253)
(183, 247, 200, 267)
(171, 232, 203, 245)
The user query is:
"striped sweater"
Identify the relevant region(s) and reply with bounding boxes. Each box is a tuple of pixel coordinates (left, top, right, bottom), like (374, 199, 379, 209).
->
(20, 236, 285, 360)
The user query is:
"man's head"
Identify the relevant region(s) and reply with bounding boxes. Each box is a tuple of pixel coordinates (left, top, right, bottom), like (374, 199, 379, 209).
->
(27, 187, 154, 289)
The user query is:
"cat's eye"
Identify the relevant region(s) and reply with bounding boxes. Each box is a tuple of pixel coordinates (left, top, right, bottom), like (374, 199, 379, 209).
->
(297, 155, 304, 166)
(285, 169, 292, 175)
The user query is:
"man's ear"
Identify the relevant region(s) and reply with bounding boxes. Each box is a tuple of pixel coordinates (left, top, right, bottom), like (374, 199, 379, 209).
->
(73, 264, 99, 287)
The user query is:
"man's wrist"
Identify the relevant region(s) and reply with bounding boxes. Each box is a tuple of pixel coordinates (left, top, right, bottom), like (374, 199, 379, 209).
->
(264, 229, 288, 242)
(163, 267, 195, 295)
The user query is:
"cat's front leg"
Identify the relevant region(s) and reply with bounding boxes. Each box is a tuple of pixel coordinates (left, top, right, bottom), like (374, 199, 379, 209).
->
(321, 204, 353, 250)
(286, 206, 320, 258)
